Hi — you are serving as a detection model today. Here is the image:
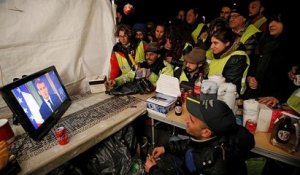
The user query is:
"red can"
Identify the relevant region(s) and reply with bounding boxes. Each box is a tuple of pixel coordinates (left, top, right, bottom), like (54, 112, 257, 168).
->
(55, 126, 69, 145)
(245, 120, 257, 134)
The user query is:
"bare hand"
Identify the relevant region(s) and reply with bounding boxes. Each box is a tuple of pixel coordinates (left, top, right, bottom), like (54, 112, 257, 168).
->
(105, 80, 116, 90)
(0, 141, 9, 170)
(258, 96, 279, 107)
(247, 76, 258, 89)
(151, 146, 165, 159)
(144, 154, 157, 173)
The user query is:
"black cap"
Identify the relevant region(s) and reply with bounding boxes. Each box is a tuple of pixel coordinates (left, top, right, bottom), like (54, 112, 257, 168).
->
(231, 2, 249, 18)
(186, 97, 237, 134)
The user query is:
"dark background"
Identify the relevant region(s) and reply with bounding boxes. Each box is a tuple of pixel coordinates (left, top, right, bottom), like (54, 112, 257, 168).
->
(114, 0, 288, 24)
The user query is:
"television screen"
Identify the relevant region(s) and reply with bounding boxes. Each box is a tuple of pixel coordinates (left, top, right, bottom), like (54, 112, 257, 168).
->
(0, 66, 71, 140)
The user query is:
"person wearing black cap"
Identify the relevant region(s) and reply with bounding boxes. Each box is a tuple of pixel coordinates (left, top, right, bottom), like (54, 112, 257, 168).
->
(174, 47, 208, 88)
(145, 98, 254, 174)
(229, 1, 260, 79)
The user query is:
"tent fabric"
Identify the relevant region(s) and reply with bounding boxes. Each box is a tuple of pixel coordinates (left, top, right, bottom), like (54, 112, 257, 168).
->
(0, 0, 116, 107)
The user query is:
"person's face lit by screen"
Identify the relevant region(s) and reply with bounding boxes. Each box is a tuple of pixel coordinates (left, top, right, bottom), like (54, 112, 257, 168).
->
(36, 82, 50, 100)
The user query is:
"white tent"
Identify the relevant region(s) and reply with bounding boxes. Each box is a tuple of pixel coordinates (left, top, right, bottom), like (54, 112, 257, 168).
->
(0, 0, 116, 107)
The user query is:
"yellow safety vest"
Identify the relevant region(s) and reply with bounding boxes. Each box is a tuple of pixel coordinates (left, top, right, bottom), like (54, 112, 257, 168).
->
(206, 49, 214, 64)
(179, 71, 189, 83)
(253, 16, 267, 30)
(240, 24, 260, 44)
(148, 60, 174, 86)
(135, 41, 146, 63)
(114, 43, 145, 86)
(208, 50, 250, 94)
(191, 23, 204, 44)
(114, 52, 136, 86)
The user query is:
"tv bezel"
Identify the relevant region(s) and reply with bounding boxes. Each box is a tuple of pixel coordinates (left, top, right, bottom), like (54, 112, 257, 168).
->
(0, 66, 71, 141)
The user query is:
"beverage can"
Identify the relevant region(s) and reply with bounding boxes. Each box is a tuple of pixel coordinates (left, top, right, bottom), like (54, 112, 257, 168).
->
(55, 126, 69, 145)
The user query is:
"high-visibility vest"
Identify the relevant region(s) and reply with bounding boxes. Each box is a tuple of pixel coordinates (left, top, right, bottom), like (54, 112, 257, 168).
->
(134, 40, 146, 63)
(206, 49, 213, 64)
(208, 50, 250, 94)
(191, 23, 205, 44)
(148, 60, 174, 86)
(114, 42, 146, 86)
(240, 24, 260, 44)
(114, 52, 135, 86)
(253, 16, 267, 30)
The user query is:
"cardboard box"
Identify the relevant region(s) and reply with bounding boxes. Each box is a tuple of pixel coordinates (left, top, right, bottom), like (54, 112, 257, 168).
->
(146, 93, 177, 115)
(146, 75, 180, 116)
(88, 75, 106, 93)
(257, 104, 292, 132)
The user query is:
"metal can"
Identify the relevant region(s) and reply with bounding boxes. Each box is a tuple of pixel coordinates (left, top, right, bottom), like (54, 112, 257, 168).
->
(55, 126, 69, 145)
(245, 119, 257, 134)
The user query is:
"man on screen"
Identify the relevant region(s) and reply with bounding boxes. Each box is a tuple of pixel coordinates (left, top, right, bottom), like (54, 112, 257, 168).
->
(35, 79, 61, 120)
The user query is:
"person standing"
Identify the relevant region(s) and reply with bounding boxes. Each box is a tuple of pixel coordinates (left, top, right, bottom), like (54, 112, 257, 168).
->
(208, 27, 249, 95)
(248, 0, 267, 32)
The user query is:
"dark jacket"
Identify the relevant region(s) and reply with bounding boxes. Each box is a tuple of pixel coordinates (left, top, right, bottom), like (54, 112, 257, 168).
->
(39, 94, 61, 120)
(149, 125, 254, 175)
(213, 43, 248, 94)
(252, 32, 296, 102)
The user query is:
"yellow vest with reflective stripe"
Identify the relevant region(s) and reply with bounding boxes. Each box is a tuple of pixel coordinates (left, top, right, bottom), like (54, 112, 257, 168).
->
(135, 41, 146, 63)
(148, 60, 174, 86)
(206, 49, 214, 64)
(253, 16, 267, 30)
(181, 42, 193, 60)
(240, 24, 260, 44)
(114, 52, 135, 86)
(191, 23, 204, 43)
(208, 50, 250, 94)
(179, 71, 189, 83)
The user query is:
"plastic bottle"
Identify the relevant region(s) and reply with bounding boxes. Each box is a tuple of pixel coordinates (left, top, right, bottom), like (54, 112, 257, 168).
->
(175, 96, 182, 116)
(194, 72, 203, 97)
(276, 117, 292, 144)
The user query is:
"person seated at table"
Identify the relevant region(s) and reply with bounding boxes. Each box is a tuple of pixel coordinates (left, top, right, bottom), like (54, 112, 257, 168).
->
(0, 141, 9, 170)
(138, 42, 174, 87)
(145, 98, 254, 175)
(174, 47, 208, 88)
(106, 24, 145, 89)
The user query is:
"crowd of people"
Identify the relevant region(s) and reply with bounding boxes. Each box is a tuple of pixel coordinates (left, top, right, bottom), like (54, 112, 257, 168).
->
(110, 0, 298, 107)
(108, 0, 298, 174)
(1, 0, 298, 174)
